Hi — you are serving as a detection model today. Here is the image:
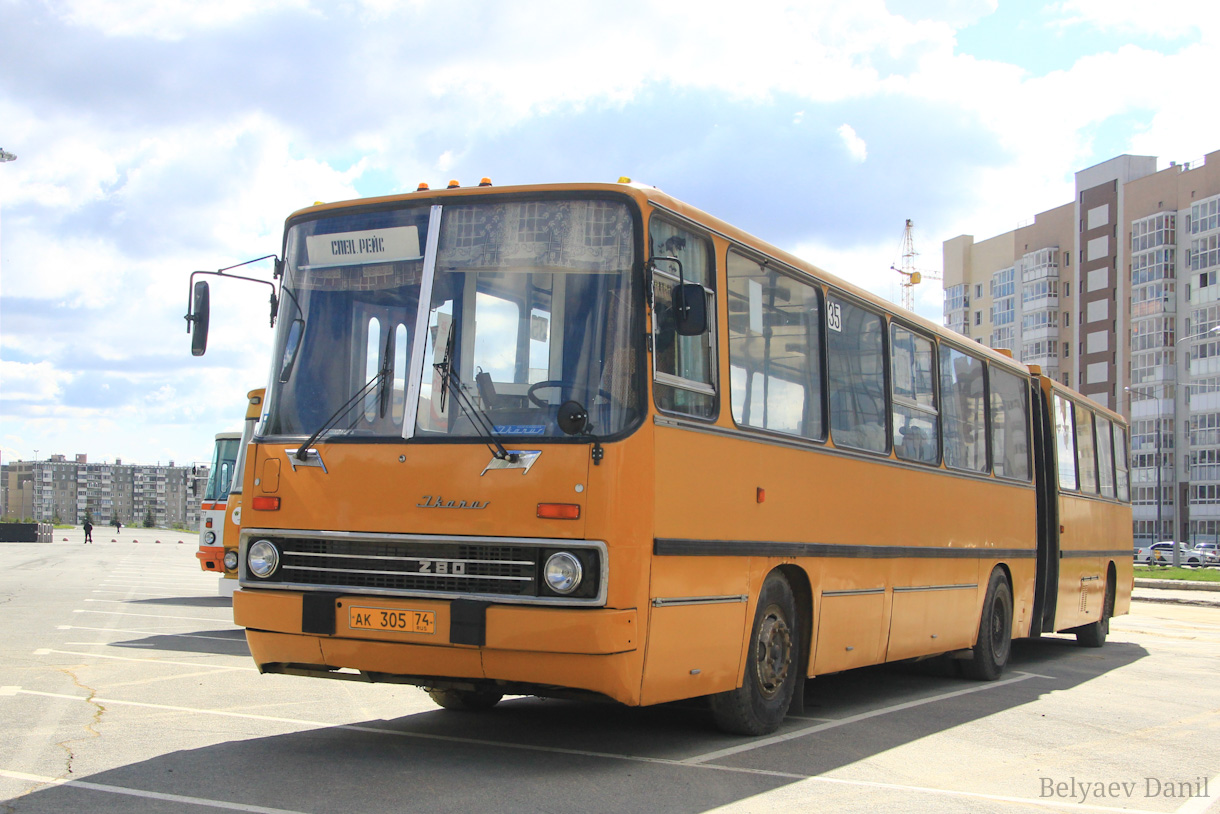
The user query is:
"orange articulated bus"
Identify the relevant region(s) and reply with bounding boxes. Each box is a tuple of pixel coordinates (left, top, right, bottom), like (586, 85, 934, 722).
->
(196, 390, 265, 596)
(189, 180, 1132, 734)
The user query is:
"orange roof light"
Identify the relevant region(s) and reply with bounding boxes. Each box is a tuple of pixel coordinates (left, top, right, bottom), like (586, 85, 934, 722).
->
(251, 496, 281, 511)
(537, 503, 581, 520)
(447, 179, 460, 189)
(479, 177, 493, 187)
(416, 182, 430, 191)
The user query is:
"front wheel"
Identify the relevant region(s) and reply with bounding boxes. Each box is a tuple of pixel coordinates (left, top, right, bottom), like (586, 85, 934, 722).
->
(426, 686, 504, 711)
(961, 569, 1012, 681)
(709, 572, 800, 736)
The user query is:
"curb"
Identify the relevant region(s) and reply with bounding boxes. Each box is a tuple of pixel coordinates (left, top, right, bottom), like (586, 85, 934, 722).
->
(1134, 578, 1220, 592)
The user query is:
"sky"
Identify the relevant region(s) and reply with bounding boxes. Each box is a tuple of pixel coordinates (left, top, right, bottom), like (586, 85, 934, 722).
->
(2, 0, 1219, 467)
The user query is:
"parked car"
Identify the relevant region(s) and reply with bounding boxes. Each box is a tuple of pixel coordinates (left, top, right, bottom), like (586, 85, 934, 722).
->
(1193, 542, 1219, 556)
(1136, 541, 1217, 566)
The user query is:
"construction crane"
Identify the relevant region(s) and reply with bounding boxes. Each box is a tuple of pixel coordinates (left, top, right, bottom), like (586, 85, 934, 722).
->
(891, 218, 941, 311)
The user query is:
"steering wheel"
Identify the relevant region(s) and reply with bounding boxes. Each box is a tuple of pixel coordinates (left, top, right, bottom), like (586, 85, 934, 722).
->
(527, 380, 615, 409)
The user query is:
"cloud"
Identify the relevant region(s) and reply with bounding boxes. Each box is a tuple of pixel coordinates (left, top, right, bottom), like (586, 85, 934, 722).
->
(838, 124, 869, 162)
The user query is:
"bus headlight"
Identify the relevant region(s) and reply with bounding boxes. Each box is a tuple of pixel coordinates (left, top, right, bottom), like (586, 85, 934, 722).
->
(543, 552, 583, 595)
(204, 531, 217, 545)
(223, 550, 239, 570)
(248, 540, 280, 578)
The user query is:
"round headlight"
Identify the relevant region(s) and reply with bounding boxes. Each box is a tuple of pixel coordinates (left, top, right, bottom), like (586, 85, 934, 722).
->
(248, 540, 279, 578)
(223, 549, 239, 570)
(204, 530, 217, 545)
(543, 552, 583, 595)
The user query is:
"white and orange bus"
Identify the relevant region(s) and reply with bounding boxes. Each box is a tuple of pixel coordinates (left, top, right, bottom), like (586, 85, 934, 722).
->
(190, 180, 1132, 734)
(196, 390, 265, 595)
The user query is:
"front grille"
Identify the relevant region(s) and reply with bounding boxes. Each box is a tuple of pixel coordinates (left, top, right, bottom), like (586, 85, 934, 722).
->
(243, 532, 603, 603)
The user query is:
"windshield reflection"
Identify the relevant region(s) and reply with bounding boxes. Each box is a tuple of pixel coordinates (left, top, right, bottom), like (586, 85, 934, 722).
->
(262, 196, 643, 443)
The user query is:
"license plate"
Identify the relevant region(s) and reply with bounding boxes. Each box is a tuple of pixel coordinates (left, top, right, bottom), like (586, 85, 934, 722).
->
(348, 606, 435, 634)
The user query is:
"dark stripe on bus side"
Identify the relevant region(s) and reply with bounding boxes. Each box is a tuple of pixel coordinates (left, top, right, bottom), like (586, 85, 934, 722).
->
(654, 538, 1037, 559)
(1059, 549, 1134, 558)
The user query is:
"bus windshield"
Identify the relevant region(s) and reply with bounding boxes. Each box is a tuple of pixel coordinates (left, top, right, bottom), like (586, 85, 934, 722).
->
(204, 436, 241, 502)
(262, 196, 643, 442)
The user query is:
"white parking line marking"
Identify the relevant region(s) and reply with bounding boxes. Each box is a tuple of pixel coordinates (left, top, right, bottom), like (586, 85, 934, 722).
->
(1175, 773, 1220, 814)
(73, 609, 234, 624)
(0, 768, 312, 813)
(9, 689, 805, 780)
(55, 626, 245, 643)
(684, 671, 1051, 765)
(33, 649, 256, 671)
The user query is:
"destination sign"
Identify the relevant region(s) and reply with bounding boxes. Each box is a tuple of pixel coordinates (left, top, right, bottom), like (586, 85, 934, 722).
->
(305, 226, 421, 267)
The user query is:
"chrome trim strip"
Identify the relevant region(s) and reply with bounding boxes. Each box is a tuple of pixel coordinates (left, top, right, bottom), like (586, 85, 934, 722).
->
(651, 594, 748, 607)
(822, 588, 885, 597)
(892, 583, 978, 593)
(285, 550, 533, 567)
(402, 204, 443, 440)
(481, 449, 542, 476)
(655, 538, 1037, 560)
(283, 564, 532, 582)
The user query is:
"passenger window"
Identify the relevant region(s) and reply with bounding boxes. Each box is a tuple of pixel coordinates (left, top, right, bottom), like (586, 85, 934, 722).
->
(727, 251, 824, 439)
(650, 219, 717, 419)
(1076, 407, 1099, 494)
(940, 346, 988, 472)
(1114, 426, 1130, 502)
(1096, 416, 1116, 498)
(989, 367, 1030, 481)
(827, 298, 887, 453)
(890, 325, 939, 464)
(1054, 394, 1078, 490)
(363, 316, 382, 423)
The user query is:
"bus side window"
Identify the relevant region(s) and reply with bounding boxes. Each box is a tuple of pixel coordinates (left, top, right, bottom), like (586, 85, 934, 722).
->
(1076, 406, 1099, 494)
(1053, 394, 1078, 490)
(727, 251, 824, 440)
(1115, 425, 1130, 502)
(650, 219, 717, 419)
(891, 325, 939, 464)
(940, 346, 987, 472)
(1096, 415, 1116, 498)
(989, 366, 1030, 481)
(827, 298, 887, 453)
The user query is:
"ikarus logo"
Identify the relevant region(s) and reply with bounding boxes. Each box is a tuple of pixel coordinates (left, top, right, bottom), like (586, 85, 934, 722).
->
(417, 495, 490, 510)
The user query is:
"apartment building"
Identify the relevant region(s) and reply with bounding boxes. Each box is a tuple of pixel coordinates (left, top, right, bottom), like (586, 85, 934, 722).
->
(943, 149, 1220, 545)
(1, 455, 209, 530)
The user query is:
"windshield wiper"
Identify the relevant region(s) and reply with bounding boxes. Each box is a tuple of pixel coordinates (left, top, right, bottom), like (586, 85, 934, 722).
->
(295, 362, 389, 462)
(432, 321, 517, 463)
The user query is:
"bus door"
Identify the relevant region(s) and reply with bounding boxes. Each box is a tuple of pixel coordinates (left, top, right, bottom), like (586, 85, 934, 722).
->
(1031, 379, 1062, 633)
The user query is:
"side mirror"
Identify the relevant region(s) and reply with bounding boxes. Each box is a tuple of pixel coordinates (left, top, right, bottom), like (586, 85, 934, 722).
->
(190, 281, 210, 356)
(674, 283, 708, 336)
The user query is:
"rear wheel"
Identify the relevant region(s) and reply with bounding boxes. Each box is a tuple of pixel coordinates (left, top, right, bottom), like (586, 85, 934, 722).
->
(1075, 576, 1114, 648)
(426, 686, 504, 711)
(961, 569, 1012, 681)
(709, 572, 799, 736)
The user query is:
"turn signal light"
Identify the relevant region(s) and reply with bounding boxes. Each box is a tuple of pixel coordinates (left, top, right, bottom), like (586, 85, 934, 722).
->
(537, 503, 580, 520)
(251, 496, 281, 511)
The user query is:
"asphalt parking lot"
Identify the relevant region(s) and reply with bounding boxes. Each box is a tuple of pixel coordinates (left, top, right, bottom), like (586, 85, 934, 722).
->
(1, 538, 1218, 814)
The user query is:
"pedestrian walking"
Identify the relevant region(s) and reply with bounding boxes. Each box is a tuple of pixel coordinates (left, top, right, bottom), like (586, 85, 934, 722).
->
(83, 521, 94, 544)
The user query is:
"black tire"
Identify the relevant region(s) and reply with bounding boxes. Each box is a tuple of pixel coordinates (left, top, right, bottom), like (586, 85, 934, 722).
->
(1075, 576, 1114, 648)
(961, 569, 1013, 681)
(709, 572, 799, 736)
(426, 687, 504, 711)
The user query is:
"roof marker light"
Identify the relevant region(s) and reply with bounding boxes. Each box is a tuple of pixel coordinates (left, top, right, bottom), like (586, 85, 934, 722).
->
(416, 182, 430, 191)
(479, 177, 493, 186)
(447, 179, 460, 189)
(618, 176, 632, 184)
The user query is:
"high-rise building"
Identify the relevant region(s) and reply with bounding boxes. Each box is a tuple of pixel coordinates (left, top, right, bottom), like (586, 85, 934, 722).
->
(944, 149, 1220, 546)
